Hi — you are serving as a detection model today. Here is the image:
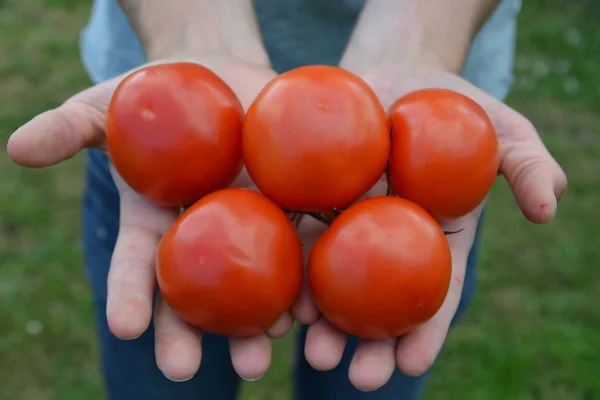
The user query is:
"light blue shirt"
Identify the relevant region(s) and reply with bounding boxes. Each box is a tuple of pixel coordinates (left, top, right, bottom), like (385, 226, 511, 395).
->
(80, 0, 522, 100)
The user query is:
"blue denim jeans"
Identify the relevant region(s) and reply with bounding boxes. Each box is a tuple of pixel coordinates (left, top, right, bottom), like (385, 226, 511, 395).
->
(82, 149, 482, 400)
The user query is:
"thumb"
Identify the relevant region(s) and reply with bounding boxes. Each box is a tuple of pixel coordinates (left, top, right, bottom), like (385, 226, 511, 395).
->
(7, 81, 116, 168)
(497, 112, 568, 224)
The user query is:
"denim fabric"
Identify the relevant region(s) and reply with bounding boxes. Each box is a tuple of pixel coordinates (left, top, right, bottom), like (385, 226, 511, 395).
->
(80, 0, 521, 398)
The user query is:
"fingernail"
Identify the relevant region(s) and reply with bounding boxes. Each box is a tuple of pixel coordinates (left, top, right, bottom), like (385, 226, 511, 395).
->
(164, 374, 195, 383)
(241, 374, 264, 382)
(359, 388, 378, 393)
(115, 333, 143, 341)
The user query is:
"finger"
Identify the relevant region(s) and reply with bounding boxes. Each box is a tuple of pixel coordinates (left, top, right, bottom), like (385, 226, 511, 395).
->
(290, 278, 320, 325)
(349, 339, 396, 392)
(266, 311, 294, 338)
(396, 215, 476, 377)
(304, 318, 347, 371)
(229, 334, 272, 381)
(291, 217, 325, 325)
(498, 115, 567, 224)
(395, 312, 449, 377)
(106, 191, 178, 339)
(154, 295, 202, 382)
(7, 97, 107, 168)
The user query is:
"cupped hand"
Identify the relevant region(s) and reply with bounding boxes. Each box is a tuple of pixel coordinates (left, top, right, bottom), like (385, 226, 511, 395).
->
(294, 65, 568, 391)
(6, 55, 284, 382)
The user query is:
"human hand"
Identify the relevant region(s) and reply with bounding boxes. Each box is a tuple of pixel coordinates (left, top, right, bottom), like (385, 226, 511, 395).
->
(6, 54, 286, 382)
(296, 65, 568, 391)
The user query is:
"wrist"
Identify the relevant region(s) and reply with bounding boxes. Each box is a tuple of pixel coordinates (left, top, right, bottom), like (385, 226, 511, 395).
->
(339, 25, 466, 75)
(119, 0, 271, 67)
(145, 34, 271, 71)
(340, 0, 500, 75)
(144, 30, 271, 69)
(346, 64, 457, 110)
(340, 54, 450, 78)
(145, 46, 271, 70)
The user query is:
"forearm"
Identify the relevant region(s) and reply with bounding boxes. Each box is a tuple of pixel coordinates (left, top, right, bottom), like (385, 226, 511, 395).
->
(340, 0, 499, 73)
(118, 0, 269, 65)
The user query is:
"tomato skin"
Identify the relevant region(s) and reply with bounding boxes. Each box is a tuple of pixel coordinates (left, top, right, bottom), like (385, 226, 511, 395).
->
(106, 62, 244, 207)
(156, 188, 303, 336)
(389, 88, 499, 219)
(242, 65, 390, 213)
(308, 196, 451, 340)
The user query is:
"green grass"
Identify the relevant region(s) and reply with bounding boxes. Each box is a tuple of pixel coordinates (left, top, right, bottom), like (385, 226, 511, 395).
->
(1, 0, 598, 399)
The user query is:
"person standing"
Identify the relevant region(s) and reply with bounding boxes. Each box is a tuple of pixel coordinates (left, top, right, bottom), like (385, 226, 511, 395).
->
(7, 0, 566, 399)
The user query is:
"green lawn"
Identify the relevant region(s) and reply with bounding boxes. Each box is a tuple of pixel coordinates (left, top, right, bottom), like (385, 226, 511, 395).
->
(1, 0, 598, 399)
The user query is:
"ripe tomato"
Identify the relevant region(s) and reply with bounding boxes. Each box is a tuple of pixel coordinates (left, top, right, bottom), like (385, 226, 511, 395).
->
(308, 196, 451, 340)
(242, 65, 390, 213)
(388, 88, 499, 219)
(106, 62, 244, 207)
(156, 188, 303, 336)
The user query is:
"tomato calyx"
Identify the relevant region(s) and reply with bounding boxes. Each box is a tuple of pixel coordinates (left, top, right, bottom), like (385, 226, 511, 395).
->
(443, 228, 465, 235)
(288, 212, 304, 228)
(287, 205, 465, 237)
(281, 165, 464, 236)
(283, 210, 330, 226)
(307, 212, 330, 225)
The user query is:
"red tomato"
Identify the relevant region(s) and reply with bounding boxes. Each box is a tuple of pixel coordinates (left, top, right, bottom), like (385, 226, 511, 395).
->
(242, 65, 390, 213)
(156, 188, 303, 336)
(308, 196, 451, 340)
(106, 62, 244, 207)
(389, 88, 499, 219)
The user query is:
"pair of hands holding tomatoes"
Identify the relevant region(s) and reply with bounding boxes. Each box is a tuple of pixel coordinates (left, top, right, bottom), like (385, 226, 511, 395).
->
(7, 54, 567, 391)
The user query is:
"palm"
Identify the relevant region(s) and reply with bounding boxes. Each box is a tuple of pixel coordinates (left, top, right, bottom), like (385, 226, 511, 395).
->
(298, 67, 567, 391)
(7, 57, 298, 381)
(8, 60, 567, 388)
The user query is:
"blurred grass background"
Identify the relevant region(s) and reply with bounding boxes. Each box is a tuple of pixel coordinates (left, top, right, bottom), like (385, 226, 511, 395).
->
(0, 0, 598, 399)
